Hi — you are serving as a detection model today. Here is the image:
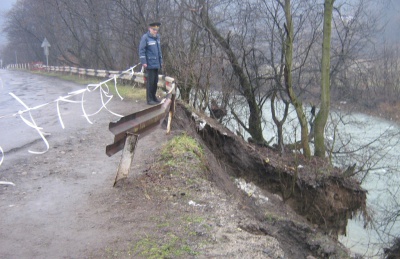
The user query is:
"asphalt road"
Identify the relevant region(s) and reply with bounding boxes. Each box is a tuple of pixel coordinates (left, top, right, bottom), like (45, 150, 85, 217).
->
(0, 69, 125, 170)
(0, 69, 154, 258)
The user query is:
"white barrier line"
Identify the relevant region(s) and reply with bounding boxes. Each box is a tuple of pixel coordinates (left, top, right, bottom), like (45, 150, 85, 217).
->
(82, 82, 123, 118)
(9, 93, 53, 117)
(56, 96, 83, 129)
(0, 146, 4, 167)
(10, 92, 33, 110)
(101, 85, 123, 118)
(0, 181, 15, 186)
(0, 113, 15, 119)
(113, 75, 123, 100)
(56, 99, 65, 129)
(18, 112, 50, 154)
(80, 90, 92, 124)
(87, 83, 100, 92)
(0, 63, 142, 170)
(10, 92, 51, 154)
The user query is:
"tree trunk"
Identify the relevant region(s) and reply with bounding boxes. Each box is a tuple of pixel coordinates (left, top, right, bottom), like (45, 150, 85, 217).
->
(314, 0, 334, 157)
(199, 0, 264, 143)
(283, 0, 311, 158)
(271, 90, 289, 155)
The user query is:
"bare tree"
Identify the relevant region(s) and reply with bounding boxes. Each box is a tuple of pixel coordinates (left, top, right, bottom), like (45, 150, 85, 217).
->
(161, 0, 213, 105)
(196, 0, 267, 144)
(314, 0, 335, 157)
(282, 0, 312, 157)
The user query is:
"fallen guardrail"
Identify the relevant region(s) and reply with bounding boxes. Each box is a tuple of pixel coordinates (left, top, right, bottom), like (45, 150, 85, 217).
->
(105, 77, 176, 186)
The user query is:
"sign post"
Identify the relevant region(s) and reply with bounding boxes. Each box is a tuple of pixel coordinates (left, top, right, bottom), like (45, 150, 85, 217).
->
(41, 38, 51, 70)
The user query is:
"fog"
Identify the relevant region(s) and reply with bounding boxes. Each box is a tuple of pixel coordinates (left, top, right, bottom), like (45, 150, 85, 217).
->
(382, 0, 400, 42)
(0, 0, 17, 44)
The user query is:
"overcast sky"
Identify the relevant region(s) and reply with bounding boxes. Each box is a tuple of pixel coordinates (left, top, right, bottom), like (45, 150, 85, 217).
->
(384, 0, 400, 42)
(0, 0, 16, 10)
(0, 0, 16, 44)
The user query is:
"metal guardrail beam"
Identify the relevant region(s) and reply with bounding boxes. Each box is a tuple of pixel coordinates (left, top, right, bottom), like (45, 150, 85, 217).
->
(106, 80, 176, 186)
(105, 96, 173, 157)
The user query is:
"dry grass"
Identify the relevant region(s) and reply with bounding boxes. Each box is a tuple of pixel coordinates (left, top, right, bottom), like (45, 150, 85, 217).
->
(378, 101, 400, 121)
(32, 71, 148, 101)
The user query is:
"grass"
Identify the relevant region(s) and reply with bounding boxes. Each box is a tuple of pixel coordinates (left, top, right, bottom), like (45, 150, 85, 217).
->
(91, 136, 209, 259)
(264, 212, 278, 223)
(113, 84, 147, 100)
(159, 134, 205, 177)
(32, 71, 103, 85)
(32, 70, 147, 101)
(133, 234, 199, 258)
(157, 133, 209, 190)
(95, 230, 200, 259)
(183, 215, 205, 224)
(160, 134, 204, 166)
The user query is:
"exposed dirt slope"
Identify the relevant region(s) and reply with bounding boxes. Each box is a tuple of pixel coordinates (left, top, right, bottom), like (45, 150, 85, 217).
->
(177, 103, 367, 236)
(169, 102, 367, 258)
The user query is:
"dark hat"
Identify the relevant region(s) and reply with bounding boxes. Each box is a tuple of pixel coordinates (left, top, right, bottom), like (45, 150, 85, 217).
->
(149, 22, 161, 27)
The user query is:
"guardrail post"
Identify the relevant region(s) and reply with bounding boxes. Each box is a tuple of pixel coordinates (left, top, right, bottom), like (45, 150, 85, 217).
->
(113, 132, 139, 186)
(166, 91, 175, 134)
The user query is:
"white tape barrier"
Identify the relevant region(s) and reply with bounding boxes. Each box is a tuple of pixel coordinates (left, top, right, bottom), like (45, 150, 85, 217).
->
(0, 64, 141, 180)
(0, 181, 15, 186)
(0, 146, 3, 168)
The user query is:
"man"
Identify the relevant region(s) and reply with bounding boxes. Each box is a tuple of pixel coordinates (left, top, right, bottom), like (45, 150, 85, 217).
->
(139, 21, 163, 105)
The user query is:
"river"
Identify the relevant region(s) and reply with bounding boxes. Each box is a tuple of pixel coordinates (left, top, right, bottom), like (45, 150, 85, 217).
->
(336, 112, 400, 258)
(223, 100, 400, 258)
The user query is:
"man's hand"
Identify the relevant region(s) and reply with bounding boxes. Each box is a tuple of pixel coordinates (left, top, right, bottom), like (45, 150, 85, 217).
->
(141, 64, 147, 73)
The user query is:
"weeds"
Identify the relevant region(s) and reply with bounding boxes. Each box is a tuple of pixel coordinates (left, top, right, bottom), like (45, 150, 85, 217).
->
(32, 71, 147, 100)
(92, 135, 209, 258)
(160, 134, 205, 175)
(161, 134, 204, 161)
(134, 233, 198, 258)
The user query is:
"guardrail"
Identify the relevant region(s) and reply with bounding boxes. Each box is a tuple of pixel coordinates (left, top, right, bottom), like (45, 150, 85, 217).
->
(106, 78, 176, 186)
(7, 63, 177, 186)
(6, 63, 174, 89)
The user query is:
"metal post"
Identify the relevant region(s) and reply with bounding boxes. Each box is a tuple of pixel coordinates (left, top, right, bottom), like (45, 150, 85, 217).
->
(113, 132, 139, 186)
(167, 93, 176, 134)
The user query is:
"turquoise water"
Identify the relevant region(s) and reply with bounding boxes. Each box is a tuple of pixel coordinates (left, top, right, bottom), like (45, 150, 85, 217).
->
(223, 99, 400, 258)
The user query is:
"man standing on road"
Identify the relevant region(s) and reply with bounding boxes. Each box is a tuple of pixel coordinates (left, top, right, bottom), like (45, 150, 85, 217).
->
(139, 21, 163, 105)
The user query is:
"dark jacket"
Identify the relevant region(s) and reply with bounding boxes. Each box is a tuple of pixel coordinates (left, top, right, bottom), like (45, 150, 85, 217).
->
(139, 31, 163, 69)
